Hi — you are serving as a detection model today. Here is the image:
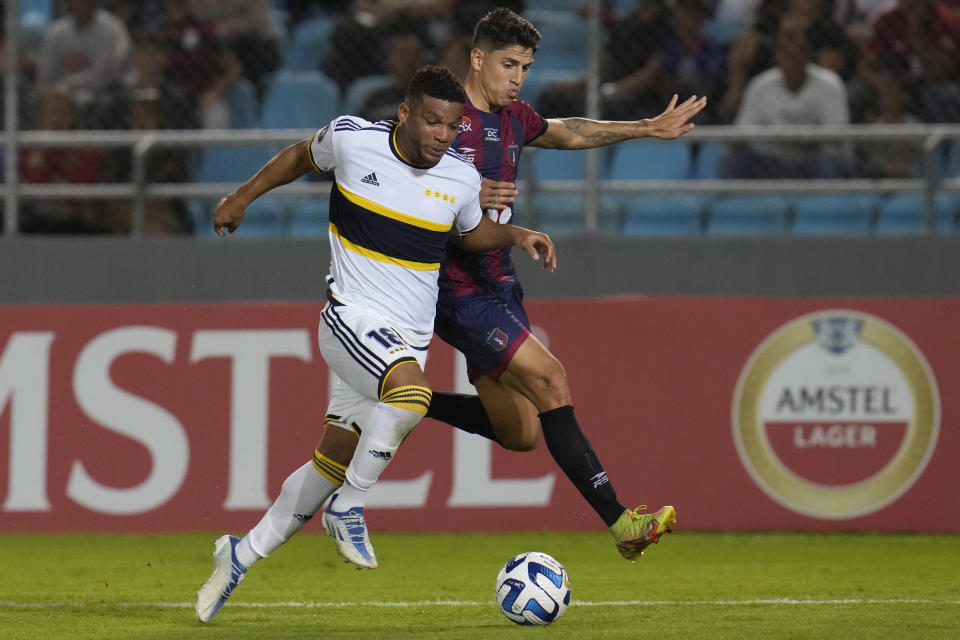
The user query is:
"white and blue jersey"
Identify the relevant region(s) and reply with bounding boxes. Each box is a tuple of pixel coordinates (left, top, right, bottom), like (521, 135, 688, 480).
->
(309, 115, 483, 345)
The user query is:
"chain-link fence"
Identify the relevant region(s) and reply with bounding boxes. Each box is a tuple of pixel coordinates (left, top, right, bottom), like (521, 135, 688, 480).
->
(3, 0, 960, 236)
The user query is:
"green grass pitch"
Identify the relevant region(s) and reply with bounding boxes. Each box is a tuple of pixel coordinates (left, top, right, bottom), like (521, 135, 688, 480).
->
(1, 530, 958, 639)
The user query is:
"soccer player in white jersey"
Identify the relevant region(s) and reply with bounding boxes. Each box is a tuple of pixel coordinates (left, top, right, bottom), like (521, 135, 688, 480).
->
(195, 65, 555, 623)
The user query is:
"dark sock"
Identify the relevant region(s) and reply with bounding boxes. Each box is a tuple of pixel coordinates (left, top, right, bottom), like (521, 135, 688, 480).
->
(426, 391, 502, 445)
(539, 405, 625, 527)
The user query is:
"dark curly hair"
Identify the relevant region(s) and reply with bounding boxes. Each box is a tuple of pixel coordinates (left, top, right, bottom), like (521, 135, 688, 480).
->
(473, 7, 541, 53)
(405, 64, 466, 106)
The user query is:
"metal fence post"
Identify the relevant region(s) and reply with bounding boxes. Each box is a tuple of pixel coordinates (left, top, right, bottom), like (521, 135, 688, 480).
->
(4, 0, 21, 237)
(583, 0, 603, 234)
(131, 134, 156, 239)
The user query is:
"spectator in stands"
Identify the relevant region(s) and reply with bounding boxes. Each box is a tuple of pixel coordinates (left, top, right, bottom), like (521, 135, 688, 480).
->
(717, 0, 857, 122)
(321, 0, 451, 93)
(1, 4, 39, 127)
(121, 31, 195, 130)
(857, 0, 960, 122)
(35, 0, 131, 128)
(359, 32, 425, 121)
(157, 0, 230, 128)
(321, 0, 388, 91)
(722, 17, 851, 179)
(436, 30, 472, 80)
(858, 74, 921, 179)
(101, 92, 192, 234)
(193, 0, 282, 99)
(19, 85, 106, 233)
(658, 0, 726, 124)
(107, 0, 165, 32)
(539, 0, 672, 119)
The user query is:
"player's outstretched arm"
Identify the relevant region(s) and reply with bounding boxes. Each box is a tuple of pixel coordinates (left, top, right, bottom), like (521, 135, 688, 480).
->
(213, 138, 315, 236)
(529, 94, 708, 150)
(456, 216, 556, 272)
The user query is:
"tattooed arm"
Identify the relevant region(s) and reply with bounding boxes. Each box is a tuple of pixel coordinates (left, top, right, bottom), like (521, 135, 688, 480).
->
(529, 94, 708, 150)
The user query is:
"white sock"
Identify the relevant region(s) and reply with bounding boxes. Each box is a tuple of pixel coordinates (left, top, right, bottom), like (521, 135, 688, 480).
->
(332, 402, 423, 510)
(236, 460, 341, 568)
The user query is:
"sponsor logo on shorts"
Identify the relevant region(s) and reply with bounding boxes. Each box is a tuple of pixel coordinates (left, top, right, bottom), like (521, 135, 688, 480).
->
(732, 310, 940, 519)
(486, 327, 508, 351)
(369, 449, 392, 460)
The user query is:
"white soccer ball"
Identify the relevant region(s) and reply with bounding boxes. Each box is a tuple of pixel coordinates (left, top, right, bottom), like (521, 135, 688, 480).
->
(494, 551, 572, 625)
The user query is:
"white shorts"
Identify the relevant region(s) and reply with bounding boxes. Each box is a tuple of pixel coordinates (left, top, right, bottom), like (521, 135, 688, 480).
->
(318, 298, 430, 428)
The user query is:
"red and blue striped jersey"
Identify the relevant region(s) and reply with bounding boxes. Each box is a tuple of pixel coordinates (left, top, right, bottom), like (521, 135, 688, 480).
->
(440, 96, 548, 296)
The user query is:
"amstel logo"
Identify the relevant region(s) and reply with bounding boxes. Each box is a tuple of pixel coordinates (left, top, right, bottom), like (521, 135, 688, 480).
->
(732, 310, 939, 519)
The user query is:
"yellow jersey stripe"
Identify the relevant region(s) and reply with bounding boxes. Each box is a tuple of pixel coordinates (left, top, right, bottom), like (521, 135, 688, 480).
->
(329, 222, 440, 271)
(337, 183, 452, 233)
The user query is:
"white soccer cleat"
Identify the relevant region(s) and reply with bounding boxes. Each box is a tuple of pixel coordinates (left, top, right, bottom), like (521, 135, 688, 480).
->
(322, 496, 378, 569)
(196, 534, 247, 623)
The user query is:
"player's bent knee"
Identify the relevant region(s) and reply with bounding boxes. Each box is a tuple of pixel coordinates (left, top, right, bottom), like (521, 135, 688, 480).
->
(381, 384, 433, 418)
(314, 419, 360, 467)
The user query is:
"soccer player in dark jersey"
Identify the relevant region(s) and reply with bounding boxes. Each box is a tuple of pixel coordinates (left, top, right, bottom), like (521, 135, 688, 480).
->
(428, 7, 707, 562)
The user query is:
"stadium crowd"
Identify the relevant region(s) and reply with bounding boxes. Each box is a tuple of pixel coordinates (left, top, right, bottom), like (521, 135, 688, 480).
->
(3, 0, 959, 233)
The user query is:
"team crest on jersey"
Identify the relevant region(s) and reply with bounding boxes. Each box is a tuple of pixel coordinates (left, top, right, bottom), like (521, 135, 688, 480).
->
(508, 144, 520, 166)
(486, 327, 508, 351)
(459, 116, 472, 133)
(484, 128, 501, 142)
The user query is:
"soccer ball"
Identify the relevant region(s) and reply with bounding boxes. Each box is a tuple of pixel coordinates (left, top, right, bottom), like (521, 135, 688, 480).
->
(494, 551, 572, 625)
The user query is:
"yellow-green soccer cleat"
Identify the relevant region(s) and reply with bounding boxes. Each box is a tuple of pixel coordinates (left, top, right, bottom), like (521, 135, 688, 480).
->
(609, 505, 677, 561)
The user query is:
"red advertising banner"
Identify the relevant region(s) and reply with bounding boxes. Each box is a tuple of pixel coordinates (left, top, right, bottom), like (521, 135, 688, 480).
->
(0, 298, 956, 533)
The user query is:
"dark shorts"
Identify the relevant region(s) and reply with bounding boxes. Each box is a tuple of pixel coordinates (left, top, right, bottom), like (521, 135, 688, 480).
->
(435, 281, 530, 381)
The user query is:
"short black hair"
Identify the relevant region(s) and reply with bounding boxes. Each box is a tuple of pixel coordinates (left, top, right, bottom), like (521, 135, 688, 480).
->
(405, 64, 465, 106)
(473, 7, 540, 53)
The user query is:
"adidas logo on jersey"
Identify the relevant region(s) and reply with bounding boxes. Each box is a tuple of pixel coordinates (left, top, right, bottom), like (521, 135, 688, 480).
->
(361, 172, 380, 186)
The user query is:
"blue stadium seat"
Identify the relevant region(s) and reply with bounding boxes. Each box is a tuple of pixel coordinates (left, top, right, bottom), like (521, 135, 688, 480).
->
(341, 74, 393, 117)
(224, 78, 259, 129)
(190, 145, 276, 235)
(706, 195, 790, 235)
(791, 194, 877, 234)
(942, 140, 960, 178)
(289, 198, 331, 237)
(622, 195, 704, 236)
(194, 146, 274, 184)
(875, 193, 959, 234)
(20, 0, 53, 23)
(284, 14, 336, 70)
(19, 0, 53, 46)
(533, 148, 588, 180)
(607, 140, 692, 181)
(604, 141, 694, 235)
(187, 195, 288, 238)
(261, 70, 340, 129)
(530, 193, 621, 236)
(236, 197, 290, 237)
(528, 15, 588, 71)
(692, 142, 724, 180)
